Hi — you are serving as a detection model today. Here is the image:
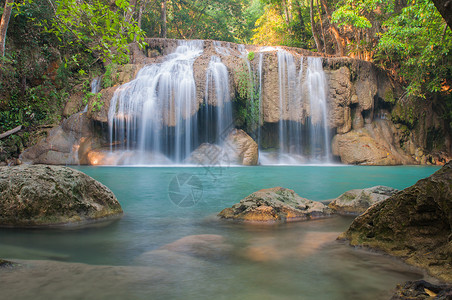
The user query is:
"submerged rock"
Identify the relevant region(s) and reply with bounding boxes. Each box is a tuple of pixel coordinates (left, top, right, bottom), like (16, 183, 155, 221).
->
(137, 234, 232, 266)
(218, 187, 331, 222)
(159, 234, 232, 260)
(329, 185, 398, 215)
(340, 162, 452, 282)
(390, 280, 452, 300)
(0, 165, 123, 227)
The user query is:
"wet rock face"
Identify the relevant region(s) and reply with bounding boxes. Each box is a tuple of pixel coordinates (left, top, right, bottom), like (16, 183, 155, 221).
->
(0, 165, 123, 227)
(329, 186, 399, 215)
(224, 129, 258, 165)
(218, 187, 331, 222)
(340, 161, 452, 282)
(187, 129, 258, 166)
(332, 119, 415, 165)
(19, 113, 105, 165)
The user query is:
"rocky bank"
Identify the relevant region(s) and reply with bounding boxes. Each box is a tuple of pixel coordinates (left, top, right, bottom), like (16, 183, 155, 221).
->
(340, 161, 452, 282)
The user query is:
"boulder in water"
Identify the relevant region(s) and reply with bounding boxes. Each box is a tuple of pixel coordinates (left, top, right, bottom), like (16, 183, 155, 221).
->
(218, 187, 331, 222)
(224, 129, 258, 166)
(187, 129, 258, 166)
(328, 185, 398, 215)
(339, 161, 452, 282)
(0, 165, 123, 227)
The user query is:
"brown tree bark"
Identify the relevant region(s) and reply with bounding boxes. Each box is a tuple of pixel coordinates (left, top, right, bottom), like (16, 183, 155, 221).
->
(281, 0, 292, 32)
(432, 0, 452, 30)
(124, 0, 138, 24)
(316, 0, 326, 53)
(161, 0, 167, 38)
(319, 0, 346, 56)
(310, 0, 321, 52)
(0, 0, 14, 57)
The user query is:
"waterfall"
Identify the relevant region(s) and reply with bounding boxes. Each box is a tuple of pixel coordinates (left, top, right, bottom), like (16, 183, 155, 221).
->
(204, 56, 233, 142)
(259, 50, 331, 164)
(277, 50, 303, 163)
(305, 57, 331, 162)
(108, 40, 204, 164)
(257, 52, 264, 150)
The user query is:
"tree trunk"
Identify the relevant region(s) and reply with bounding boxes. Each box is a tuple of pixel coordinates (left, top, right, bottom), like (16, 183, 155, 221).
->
(432, 0, 452, 30)
(0, 125, 22, 139)
(134, 2, 143, 42)
(0, 0, 14, 57)
(161, 0, 167, 38)
(316, 0, 326, 53)
(310, 0, 321, 52)
(281, 0, 292, 34)
(125, 0, 138, 24)
(293, 0, 306, 45)
(319, 0, 346, 56)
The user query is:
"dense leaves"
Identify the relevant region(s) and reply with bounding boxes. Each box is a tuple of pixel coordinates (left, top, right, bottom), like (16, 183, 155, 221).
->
(46, 0, 146, 64)
(377, 0, 452, 98)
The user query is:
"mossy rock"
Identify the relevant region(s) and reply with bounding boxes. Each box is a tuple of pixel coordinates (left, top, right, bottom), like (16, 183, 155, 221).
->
(340, 161, 452, 282)
(0, 165, 123, 227)
(218, 187, 332, 223)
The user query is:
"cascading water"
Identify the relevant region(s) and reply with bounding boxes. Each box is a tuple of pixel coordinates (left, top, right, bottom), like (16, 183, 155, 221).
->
(305, 57, 331, 162)
(203, 56, 233, 142)
(108, 40, 204, 164)
(277, 50, 304, 163)
(257, 52, 264, 149)
(258, 49, 331, 164)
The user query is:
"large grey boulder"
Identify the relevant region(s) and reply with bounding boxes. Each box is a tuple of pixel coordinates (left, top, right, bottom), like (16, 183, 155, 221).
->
(0, 165, 122, 227)
(328, 185, 398, 215)
(218, 187, 331, 222)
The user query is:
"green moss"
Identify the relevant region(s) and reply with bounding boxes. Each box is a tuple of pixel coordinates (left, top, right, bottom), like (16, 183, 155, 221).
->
(247, 51, 255, 61)
(383, 89, 395, 104)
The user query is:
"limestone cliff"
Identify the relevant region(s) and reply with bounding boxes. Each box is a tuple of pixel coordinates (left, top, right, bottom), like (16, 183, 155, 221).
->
(20, 38, 451, 165)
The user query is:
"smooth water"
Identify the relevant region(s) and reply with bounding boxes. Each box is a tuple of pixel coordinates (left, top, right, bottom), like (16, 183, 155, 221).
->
(0, 166, 440, 299)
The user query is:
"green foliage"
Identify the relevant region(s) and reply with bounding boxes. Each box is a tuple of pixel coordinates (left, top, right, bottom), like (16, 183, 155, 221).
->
(247, 51, 255, 61)
(376, 0, 452, 98)
(43, 0, 146, 64)
(384, 89, 395, 104)
(81, 79, 103, 112)
(332, 0, 392, 29)
(235, 62, 253, 100)
(234, 61, 260, 134)
(102, 63, 118, 89)
(391, 102, 417, 128)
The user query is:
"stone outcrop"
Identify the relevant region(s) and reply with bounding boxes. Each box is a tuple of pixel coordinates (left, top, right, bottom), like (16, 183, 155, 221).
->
(20, 38, 450, 165)
(20, 113, 105, 165)
(332, 119, 415, 165)
(0, 165, 123, 227)
(224, 129, 258, 165)
(328, 185, 398, 215)
(218, 187, 331, 222)
(187, 129, 258, 166)
(340, 161, 452, 282)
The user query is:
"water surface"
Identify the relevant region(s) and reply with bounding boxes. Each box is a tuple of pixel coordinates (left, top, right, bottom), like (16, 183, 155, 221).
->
(0, 165, 439, 299)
